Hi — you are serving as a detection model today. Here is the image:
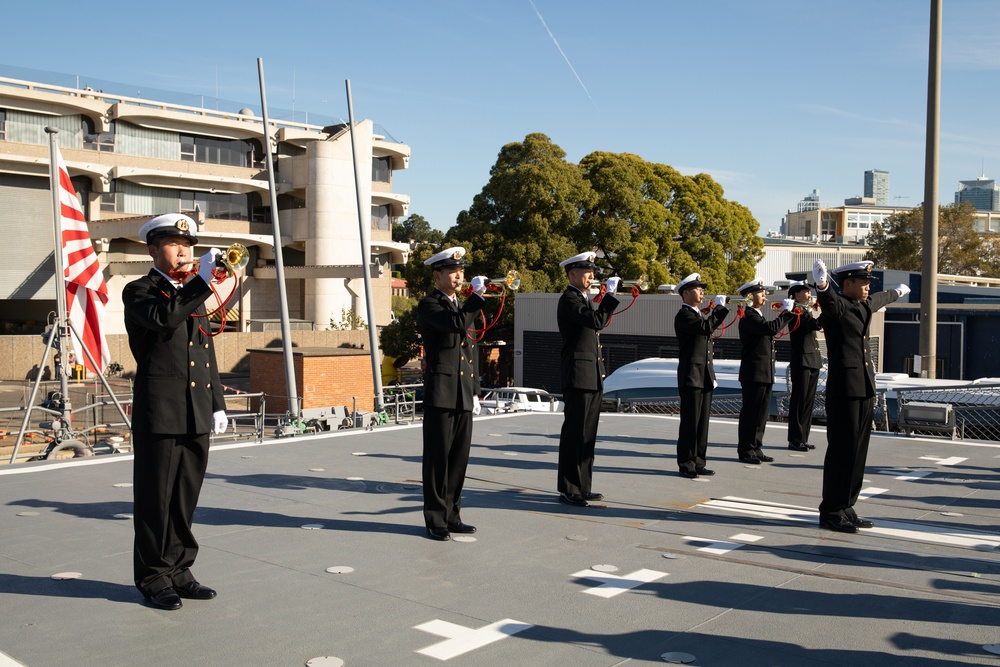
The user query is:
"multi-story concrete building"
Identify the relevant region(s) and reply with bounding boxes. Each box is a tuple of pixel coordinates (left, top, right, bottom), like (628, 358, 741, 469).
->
(864, 168, 889, 205)
(0, 74, 410, 336)
(783, 198, 909, 244)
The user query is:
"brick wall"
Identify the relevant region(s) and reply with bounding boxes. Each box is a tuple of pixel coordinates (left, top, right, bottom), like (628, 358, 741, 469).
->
(250, 348, 374, 413)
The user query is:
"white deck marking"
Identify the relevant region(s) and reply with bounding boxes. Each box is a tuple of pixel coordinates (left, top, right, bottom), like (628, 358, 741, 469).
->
(0, 650, 27, 666)
(414, 618, 532, 660)
(699, 496, 1000, 550)
(683, 532, 763, 555)
(572, 568, 667, 598)
(866, 521, 1000, 550)
(919, 455, 967, 466)
(878, 469, 931, 481)
(857, 487, 889, 500)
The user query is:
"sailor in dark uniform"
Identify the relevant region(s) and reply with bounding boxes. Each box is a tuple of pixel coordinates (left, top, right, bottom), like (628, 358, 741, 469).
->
(736, 280, 796, 464)
(813, 260, 908, 533)
(674, 273, 728, 478)
(123, 213, 228, 610)
(416, 247, 487, 541)
(556, 252, 619, 507)
(786, 280, 823, 452)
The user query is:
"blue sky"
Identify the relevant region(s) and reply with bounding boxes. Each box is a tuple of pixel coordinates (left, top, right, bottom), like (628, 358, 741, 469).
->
(5, 1, 999, 235)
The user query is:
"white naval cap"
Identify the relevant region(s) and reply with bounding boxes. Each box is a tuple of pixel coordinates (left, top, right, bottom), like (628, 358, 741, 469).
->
(787, 280, 811, 296)
(559, 251, 598, 270)
(737, 279, 766, 296)
(139, 213, 199, 244)
(832, 260, 874, 279)
(423, 246, 466, 270)
(675, 273, 706, 294)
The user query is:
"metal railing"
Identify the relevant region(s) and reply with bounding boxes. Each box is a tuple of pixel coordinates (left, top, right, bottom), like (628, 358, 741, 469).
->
(381, 382, 424, 425)
(895, 383, 1000, 441)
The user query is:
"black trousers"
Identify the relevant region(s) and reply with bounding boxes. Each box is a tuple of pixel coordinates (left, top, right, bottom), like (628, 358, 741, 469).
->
(738, 382, 772, 453)
(422, 406, 473, 529)
(677, 386, 713, 473)
(133, 431, 210, 595)
(558, 387, 602, 496)
(788, 365, 819, 445)
(820, 394, 875, 517)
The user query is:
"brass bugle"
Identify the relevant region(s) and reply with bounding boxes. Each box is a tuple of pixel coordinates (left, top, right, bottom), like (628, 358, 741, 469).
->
(492, 270, 521, 290)
(620, 275, 650, 291)
(463, 270, 520, 296)
(190, 243, 250, 274)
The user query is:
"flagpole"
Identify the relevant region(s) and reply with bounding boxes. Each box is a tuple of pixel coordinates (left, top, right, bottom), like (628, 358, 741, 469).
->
(257, 58, 299, 421)
(45, 127, 72, 421)
(345, 80, 384, 410)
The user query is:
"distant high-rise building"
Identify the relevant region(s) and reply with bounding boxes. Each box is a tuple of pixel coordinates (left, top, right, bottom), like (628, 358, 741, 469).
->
(955, 175, 1000, 212)
(864, 169, 890, 205)
(797, 189, 822, 212)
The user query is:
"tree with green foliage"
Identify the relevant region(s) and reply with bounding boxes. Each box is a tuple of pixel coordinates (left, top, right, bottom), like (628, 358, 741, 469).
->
(392, 213, 444, 245)
(379, 308, 421, 364)
(576, 151, 762, 294)
(866, 202, 986, 275)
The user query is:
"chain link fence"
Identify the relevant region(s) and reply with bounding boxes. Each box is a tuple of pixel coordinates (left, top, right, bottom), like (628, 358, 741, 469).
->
(895, 383, 1000, 440)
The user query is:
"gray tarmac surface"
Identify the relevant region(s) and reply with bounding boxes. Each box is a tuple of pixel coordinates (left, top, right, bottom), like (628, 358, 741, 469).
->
(1, 412, 999, 666)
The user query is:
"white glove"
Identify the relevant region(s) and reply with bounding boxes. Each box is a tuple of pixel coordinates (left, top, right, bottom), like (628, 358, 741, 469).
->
(198, 248, 223, 283)
(472, 395, 481, 415)
(713, 295, 727, 308)
(212, 410, 227, 434)
(783, 298, 795, 312)
(605, 277, 621, 294)
(470, 275, 488, 295)
(896, 283, 911, 297)
(812, 259, 828, 286)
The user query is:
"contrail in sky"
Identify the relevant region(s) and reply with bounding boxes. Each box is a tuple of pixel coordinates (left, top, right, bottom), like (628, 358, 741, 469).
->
(528, 0, 598, 110)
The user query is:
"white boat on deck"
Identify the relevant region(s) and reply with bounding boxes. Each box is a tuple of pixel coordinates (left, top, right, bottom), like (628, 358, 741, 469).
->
(480, 387, 564, 414)
(603, 358, 781, 402)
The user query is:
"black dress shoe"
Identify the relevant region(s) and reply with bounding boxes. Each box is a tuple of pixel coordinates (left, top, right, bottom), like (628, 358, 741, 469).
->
(679, 469, 698, 479)
(144, 587, 182, 610)
(788, 442, 809, 452)
(583, 492, 604, 501)
(753, 450, 774, 463)
(447, 522, 477, 534)
(805, 443, 816, 450)
(738, 453, 761, 464)
(175, 581, 217, 600)
(819, 515, 858, 534)
(426, 527, 451, 541)
(848, 515, 875, 529)
(695, 468, 716, 476)
(559, 493, 589, 507)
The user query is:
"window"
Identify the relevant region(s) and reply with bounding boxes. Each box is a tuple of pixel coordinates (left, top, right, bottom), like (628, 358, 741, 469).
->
(83, 118, 115, 152)
(179, 134, 258, 167)
(101, 180, 118, 213)
(0, 109, 5, 141)
(371, 205, 391, 231)
(372, 156, 391, 183)
(179, 190, 265, 222)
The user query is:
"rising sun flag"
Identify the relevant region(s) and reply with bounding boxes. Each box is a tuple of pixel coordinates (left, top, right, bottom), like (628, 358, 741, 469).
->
(55, 145, 109, 374)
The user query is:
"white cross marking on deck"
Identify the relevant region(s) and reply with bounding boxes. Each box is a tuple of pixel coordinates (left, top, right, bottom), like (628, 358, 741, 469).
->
(572, 568, 667, 598)
(919, 456, 967, 466)
(684, 532, 763, 555)
(0, 650, 27, 667)
(414, 618, 532, 661)
(857, 487, 889, 500)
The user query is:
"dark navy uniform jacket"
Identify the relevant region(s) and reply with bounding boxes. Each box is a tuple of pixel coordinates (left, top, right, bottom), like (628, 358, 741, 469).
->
(557, 287, 619, 392)
(675, 303, 729, 390)
(789, 309, 824, 370)
(818, 287, 898, 399)
(738, 307, 796, 384)
(123, 270, 225, 434)
(417, 289, 485, 411)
